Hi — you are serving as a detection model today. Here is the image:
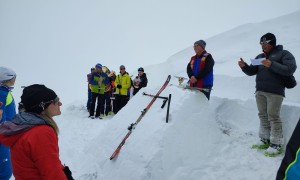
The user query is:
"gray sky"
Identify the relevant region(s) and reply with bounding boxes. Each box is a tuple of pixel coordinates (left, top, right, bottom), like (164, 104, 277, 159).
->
(0, 0, 300, 72)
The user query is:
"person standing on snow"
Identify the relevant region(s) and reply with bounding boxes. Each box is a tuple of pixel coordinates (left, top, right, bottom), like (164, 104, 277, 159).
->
(132, 67, 148, 96)
(115, 65, 131, 113)
(238, 33, 297, 156)
(89, 63, 109, 119)
(87, 67, 95, 111)
(0, 84, 74, 180)
(104, 71, 116, 116)
(0, 66, 17, 180)
(186, 40, 214, 100)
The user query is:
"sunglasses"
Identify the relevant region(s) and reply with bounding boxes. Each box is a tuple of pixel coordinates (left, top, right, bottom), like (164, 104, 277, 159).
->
(260, 39, 271, 45)
(120, 68, 125, 70)
(41, 97, 60, 109)
(52, 97, 60, 106)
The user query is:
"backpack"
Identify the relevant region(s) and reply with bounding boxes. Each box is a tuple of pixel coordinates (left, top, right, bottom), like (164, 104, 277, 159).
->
(282, 75, 297, 89)
(278, 50, 297, 89)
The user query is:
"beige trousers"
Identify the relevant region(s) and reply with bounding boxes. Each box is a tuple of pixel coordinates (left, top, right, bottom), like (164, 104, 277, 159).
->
(255, 91, 284, 145)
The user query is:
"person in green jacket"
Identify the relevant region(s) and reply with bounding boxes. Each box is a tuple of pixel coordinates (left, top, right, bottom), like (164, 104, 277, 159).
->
(89, 63, 109, 119)
(115, 65, 131, 113)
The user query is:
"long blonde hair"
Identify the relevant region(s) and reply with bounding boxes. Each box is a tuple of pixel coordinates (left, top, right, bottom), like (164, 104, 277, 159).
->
(41, 114, 59, 135)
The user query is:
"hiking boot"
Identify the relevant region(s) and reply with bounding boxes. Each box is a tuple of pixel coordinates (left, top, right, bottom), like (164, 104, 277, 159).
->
(108, 111, 115, 116)
(264, 144, 283, 157)
(252, 139, 270, 149)
(88, 116, 95, 119)
(100, 114, 106, 118)
(95, 116, 103, 119)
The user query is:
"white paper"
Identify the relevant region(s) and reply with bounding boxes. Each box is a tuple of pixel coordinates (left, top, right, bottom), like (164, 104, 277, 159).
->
(250, 58, 265, 66)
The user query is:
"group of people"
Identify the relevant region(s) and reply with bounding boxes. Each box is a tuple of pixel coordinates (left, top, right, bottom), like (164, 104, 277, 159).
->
(0, 32, 299, 179)
(86, 64, 148, 119)
(186, 32, 298, 179)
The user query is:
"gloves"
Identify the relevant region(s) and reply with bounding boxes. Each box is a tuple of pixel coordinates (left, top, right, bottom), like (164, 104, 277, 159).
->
(117, 84, 122, 89)
(63, 166, 74, 180)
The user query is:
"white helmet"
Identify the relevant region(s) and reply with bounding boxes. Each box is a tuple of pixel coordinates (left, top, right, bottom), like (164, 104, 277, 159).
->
(0, 66, 16, 83)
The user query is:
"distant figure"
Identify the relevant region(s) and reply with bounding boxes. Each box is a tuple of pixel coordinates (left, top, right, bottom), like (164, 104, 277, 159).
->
(89, 63, 109, 119)
(87, 67, 95, 111)
(133, 67, 148, 96)
(276, 118, 300, 179)
(0, 66, 17, 180)
(187, 40, 214, 100)
(108, 71, 118, 114)
(115, 65, 131, 113)
(238, 33, 297, 156)
(0, 84, 74, 179)
(104, 70, 115, 116)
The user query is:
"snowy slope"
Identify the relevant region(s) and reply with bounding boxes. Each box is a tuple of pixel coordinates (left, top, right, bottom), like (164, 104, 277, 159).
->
(50, 11, 300, 180)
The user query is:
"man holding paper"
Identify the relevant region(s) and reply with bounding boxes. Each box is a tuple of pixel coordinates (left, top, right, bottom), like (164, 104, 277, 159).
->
(238, 33, 297, 157)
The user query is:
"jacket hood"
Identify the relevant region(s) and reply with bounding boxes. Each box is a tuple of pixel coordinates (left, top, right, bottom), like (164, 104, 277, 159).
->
(0, 112, 49, 147)
(11, 112, 48, 126)
(275, 45, 283, 51)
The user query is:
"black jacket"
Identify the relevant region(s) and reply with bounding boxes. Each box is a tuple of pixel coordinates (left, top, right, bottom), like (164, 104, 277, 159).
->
(242, 45, 296, 96)
(133, 73, 148, 95)
(276, 118, 300, 180)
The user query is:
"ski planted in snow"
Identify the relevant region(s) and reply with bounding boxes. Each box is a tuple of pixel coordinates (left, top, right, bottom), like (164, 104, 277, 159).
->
(109, 75, 171, 160)
(142, 92, 169, 109)
(143, 92, 172, 123)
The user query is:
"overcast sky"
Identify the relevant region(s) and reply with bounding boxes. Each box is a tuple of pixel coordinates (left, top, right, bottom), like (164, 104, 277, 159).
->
(0, 0, 300, 72)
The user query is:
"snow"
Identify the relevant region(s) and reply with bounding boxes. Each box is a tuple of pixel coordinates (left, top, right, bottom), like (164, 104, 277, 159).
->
(3, 8, 300, 180)
(55, 12, 300, 179)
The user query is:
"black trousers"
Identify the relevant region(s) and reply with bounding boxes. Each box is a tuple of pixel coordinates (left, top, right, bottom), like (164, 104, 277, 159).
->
(89, 92, 104, 117)
(104, 92, 112, 115)
(115, 95, 129, 114)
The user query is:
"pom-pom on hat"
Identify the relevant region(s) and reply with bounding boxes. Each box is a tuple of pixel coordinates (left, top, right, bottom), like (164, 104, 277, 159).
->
(20, 84, 57, 114)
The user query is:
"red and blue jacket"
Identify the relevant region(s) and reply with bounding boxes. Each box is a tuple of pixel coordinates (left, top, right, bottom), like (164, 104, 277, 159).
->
(186, 51, 214, 88)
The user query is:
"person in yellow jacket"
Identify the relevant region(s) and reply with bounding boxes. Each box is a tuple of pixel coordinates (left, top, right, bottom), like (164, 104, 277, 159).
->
(115, 65, 131, 113)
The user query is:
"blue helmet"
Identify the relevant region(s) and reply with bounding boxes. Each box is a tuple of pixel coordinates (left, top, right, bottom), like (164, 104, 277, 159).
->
(95, 63, 102, 69)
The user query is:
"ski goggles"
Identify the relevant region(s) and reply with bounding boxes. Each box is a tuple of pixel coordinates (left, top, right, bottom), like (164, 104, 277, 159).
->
(260, 38, 272, 45)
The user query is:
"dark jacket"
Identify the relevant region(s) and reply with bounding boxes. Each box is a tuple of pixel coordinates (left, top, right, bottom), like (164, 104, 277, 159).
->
(187, 52, 214, 88)
(241, 45, 296, 96)
(133, 73, 148, 95)
(276, 118, 300, 180)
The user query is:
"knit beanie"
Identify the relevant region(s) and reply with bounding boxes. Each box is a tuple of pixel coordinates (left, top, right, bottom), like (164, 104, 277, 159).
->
(260, 33, 276, 47)
(194, 40, 206, 50)
(20, 84, 57, 114)
(138, 67, 144, 72)
(95, 63, 102, 69)
(120, 65, 125, 69)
